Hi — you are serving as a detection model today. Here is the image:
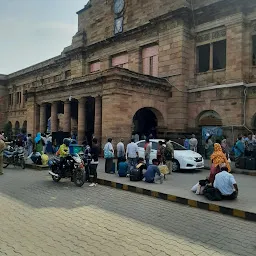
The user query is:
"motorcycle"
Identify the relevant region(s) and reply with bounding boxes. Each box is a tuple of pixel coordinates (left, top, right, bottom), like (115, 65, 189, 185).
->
(48, 154, 85, 187)
(3, 146, 26, 169)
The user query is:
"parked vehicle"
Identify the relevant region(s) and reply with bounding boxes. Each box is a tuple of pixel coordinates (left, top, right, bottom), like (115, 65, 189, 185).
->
(3, 146, 25, 169)
(48, 154, 85, 187)
(136, 139, 204, 172)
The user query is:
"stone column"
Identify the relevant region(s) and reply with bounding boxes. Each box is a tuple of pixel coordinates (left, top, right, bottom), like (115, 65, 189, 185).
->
(209, 44, 213, 71)
(78, 97, 86, 144)
(39, 103, 47, 133)
(51, 102, 58, 133)
(94, 96, 102, 144)
(63, 100, 71, 133)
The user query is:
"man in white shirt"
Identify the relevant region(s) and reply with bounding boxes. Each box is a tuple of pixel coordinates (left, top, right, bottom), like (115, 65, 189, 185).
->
(117, 139, 125, 170)
(189, 134, 198, 152)
(126, 139, 139, 172)
(214, 167, 238, 200)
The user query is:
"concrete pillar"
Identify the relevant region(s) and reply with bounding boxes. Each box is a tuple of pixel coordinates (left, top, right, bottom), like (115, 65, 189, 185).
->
(51, 102, 58, 133)
(39, 103, 47, 133)
(94, 96, 102, 144)
(63, 100, 71, 133)
(78, 97, 86, 144)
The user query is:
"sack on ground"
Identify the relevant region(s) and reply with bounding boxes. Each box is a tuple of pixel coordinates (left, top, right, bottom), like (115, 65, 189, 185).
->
(159, 165, 169, 175)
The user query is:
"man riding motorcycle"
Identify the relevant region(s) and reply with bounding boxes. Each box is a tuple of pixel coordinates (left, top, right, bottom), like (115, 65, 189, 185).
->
(59, 138, 71, 177)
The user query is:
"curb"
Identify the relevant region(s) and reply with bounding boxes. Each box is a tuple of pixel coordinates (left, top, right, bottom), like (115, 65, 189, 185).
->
(203, 166, 256, 176)
(25, 164, 49, 171)
(97, 178, 256, 222)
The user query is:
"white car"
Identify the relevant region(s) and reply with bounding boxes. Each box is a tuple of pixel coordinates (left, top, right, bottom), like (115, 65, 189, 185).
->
(136, 139, 204, 172)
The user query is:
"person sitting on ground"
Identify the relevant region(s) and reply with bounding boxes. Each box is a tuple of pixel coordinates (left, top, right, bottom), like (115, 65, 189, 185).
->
(28, 150, 42, 165)
(213, 166, 238, 200)
(209, 143, 231, 184)
(136, 157, 147, 180)
(143, 159, 164, 184)
(118, 157, 128, 177)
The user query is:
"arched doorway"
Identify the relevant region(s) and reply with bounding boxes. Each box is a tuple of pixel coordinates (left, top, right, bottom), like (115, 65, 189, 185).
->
(4, 121, 12, 139)
(197, 110, 222, 127)
(14, 121, 20, 135)
(252, 113, 256, 131)
(22, 121, 27, 133)
(132, 107, 164, 139)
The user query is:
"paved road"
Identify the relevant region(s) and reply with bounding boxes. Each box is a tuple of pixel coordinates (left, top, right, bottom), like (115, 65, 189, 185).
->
(0, 168, 255, 256)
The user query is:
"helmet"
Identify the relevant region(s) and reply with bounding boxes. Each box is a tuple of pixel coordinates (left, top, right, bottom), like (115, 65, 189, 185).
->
(63, 138, 71, 146)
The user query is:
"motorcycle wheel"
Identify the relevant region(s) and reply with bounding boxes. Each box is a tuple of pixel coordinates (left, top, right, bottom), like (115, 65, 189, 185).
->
(3, 156, 9, 168)
(74, 169, 85, 187)
(21, 159, 26, 169)
(52, 166, 61, 182)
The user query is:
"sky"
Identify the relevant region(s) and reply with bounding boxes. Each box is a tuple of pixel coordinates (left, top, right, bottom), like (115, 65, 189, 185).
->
(0, 0, 89, 74)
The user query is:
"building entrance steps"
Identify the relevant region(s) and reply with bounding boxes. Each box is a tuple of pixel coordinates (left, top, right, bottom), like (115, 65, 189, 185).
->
(96, 159, 256, 221)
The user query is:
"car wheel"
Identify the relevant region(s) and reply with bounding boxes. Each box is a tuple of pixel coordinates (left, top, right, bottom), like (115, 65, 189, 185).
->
(172, 160, 180, 172)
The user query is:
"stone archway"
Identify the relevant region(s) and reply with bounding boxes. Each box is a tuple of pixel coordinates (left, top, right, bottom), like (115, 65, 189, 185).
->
(197, 110, 222, 127)
(252, 113, 256, 130)
(14, 121, 20, 135)
(22, 121, 27, 133)
(132, 107, 165, 139)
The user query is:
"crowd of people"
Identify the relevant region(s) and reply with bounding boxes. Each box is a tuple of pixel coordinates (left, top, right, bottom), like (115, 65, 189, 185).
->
(192, 140, 238, 201)
(103, 138, 174, 184)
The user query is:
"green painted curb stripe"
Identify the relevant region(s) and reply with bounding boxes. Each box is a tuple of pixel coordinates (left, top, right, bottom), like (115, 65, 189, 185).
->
(97, 178, 256, 222)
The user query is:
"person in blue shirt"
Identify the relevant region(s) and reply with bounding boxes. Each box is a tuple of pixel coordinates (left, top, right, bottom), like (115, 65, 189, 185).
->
(144, 159, 164, 184)
(118, 157, 128, 177)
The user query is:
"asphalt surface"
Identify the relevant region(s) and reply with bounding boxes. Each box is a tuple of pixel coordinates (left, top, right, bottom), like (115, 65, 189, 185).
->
(0, 167, 256, 256)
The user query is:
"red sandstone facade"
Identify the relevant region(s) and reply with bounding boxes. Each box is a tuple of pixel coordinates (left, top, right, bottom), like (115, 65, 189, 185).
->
(1, 0, 256, 145)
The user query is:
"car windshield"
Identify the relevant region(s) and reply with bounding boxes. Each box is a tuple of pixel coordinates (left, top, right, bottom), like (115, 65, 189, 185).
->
(171, 141, 186, 150)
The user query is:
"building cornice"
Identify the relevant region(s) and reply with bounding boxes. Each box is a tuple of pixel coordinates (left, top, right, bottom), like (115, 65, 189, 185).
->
(32, 67, 171, 95)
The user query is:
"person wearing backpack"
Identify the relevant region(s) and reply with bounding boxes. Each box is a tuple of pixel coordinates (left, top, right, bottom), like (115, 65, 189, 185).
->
(164, 139, 174, 174)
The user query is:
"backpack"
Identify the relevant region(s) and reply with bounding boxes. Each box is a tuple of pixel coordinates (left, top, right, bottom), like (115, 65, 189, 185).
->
(130, 169, 143, 181)
(203, 186, 222, 201)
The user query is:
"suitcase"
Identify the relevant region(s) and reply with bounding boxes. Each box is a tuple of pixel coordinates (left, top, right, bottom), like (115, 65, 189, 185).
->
(238, 157, 246, 169)
(130, 169, 142, 181)
(245, 157, 256, 170)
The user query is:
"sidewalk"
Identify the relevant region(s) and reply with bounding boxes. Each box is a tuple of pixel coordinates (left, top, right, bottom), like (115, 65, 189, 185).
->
(96, 159, 256, 221)
(204, 159, 256, 176)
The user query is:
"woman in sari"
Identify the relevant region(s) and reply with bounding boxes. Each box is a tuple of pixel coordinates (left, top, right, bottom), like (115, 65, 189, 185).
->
(34, 132, 44, 154)
(209, 143, 231, 184)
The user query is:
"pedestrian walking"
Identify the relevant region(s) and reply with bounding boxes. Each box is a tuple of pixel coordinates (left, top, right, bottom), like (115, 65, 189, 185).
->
(126, 138, 139, 173)
(117, 139, 125, 170)
(184, 136, 190, 150)
(164, 139, 174, 174)
(0, 139, 6, 175)
(27, 134, 33, 156)
(189, 134, 198, 152)
(103, 138, 114, 173)
(144, 138, 151, 167)
(157, 141, 165, 164)
(205, 135, 213, 159)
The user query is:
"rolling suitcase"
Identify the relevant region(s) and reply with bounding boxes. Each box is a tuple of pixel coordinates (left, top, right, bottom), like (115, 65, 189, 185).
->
(130, 169, 142, 181)
(238, 157, 246, 169)
(245, 157, 256, 170)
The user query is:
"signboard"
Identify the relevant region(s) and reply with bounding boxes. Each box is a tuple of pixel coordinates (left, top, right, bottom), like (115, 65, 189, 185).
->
(202, 126, 223, 141)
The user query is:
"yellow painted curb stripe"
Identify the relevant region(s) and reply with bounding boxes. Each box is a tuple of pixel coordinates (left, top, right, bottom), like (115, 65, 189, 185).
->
(123, 184, 128, 191)
(111, 182, 116, 188)
(151, 191, 159, 198)
(209, 204, 220, 212)
(167, 195, 176, 202)
(233, 209, 245, 218)
(188, 200, 197, 208)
